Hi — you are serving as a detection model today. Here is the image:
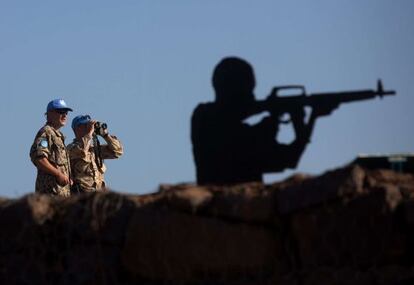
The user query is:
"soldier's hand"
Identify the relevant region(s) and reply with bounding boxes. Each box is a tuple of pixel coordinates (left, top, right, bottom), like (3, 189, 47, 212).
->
(86, 120, 96, 137)
(56, 172, 70, 186)
(289, 106, 306, 123)
(97, 124, 109, 137)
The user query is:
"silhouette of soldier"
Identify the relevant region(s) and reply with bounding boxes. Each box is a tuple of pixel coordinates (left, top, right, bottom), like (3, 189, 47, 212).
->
(191, 57, 336, 185)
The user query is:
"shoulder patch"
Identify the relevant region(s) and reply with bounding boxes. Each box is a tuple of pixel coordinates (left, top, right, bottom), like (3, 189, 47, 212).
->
(39, 139, 48, 148)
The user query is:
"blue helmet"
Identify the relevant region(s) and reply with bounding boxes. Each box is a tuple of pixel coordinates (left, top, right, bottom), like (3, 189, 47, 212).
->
(71, 115, 92, 130)
(46, 99, 73, 112)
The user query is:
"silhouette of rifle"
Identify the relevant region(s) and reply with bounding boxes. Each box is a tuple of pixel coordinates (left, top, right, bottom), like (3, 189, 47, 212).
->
(256, 79, 396, 120)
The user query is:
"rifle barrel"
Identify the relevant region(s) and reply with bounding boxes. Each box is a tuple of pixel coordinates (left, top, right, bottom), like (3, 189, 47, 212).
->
(310, 89, 396, 104)
(254, 87, 396, 114)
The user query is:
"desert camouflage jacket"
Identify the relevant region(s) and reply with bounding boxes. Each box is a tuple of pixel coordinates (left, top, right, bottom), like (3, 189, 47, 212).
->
(30, 124, 71, 197)
(67, 134, 123, 192)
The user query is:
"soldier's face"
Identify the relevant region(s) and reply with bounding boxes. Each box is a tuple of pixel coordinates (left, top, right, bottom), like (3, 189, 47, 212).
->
(49, 110, 68, 128)
(76, 124, 88, 137)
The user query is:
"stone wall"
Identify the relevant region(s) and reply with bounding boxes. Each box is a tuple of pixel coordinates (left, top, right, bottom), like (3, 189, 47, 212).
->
(1, 165, 414, 284)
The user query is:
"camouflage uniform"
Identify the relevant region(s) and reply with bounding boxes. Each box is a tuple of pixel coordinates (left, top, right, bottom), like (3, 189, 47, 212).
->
(30, 125, 71, 197)
(67, 134, 123, 192)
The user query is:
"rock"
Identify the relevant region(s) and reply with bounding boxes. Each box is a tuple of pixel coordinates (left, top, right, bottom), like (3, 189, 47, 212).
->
(121, 207, 284, 282)
(0, 165, 413, 284)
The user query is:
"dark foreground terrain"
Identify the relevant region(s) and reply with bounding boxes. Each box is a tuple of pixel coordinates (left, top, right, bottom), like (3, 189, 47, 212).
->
(1, 165, 414, 284)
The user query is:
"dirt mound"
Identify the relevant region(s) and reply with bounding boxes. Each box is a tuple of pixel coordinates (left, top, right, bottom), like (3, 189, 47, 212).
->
(1, 165, 414, 284)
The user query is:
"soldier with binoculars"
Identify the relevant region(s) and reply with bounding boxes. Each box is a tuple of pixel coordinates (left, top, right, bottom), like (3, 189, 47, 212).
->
(67, 115, 123, 193)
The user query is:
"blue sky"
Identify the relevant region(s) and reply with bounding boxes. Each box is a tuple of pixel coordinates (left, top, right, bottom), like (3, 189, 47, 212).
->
(0, 1, 413, 197)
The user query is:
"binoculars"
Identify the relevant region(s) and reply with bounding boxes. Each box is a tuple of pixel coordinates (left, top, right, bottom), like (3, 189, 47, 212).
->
(94, 122, 107, 135)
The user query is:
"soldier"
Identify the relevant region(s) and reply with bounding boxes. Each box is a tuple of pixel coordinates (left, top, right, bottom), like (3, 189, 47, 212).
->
(67, 115, 123, 193)
(30, 99, 73, 197)
(191, 57, 336, 185)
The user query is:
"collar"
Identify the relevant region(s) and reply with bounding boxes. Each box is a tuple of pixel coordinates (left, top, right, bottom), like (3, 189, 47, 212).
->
(45, 124, 65, 139)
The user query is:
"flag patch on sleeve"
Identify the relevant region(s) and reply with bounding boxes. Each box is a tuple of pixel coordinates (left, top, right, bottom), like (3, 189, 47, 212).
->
(39, 139, 48, 148)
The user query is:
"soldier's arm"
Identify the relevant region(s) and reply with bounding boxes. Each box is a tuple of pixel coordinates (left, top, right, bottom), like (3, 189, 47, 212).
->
(280, 104, 337, 170)
(100, 134, 123, 159)
(67, 137, 95, 187)
(36, 158, 70, 186)
(30, 129, 70, 186)
(265, 107, 314, 171)
(68, 136, 93, 161)
(248, 109, 311, 173)
(30, 132, 51, 165)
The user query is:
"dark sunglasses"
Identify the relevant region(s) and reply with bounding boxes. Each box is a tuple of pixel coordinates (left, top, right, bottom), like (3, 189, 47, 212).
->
(55, 110, 69, 115)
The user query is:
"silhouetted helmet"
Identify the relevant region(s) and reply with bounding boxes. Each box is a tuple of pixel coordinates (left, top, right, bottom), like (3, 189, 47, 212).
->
(212, 57, 256, 101)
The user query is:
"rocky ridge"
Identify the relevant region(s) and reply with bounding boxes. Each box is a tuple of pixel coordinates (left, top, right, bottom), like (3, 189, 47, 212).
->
(1, 165, 414, 284)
